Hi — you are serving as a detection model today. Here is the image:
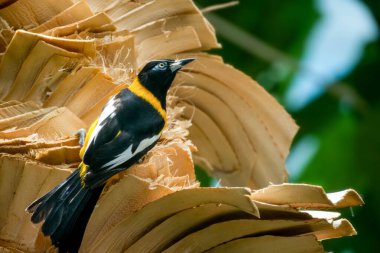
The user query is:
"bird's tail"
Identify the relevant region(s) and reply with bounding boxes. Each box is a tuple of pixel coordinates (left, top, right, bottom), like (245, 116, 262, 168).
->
(26, 169, 103, 252)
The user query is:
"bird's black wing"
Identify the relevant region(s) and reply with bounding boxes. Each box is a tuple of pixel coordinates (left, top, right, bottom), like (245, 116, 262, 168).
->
(83, 131, 159, 188)
(82, 89, 165, 188)
(81, 94, 123, 165)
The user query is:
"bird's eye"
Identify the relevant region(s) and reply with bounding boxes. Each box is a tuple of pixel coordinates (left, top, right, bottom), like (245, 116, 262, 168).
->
(158, 62, 165, 69)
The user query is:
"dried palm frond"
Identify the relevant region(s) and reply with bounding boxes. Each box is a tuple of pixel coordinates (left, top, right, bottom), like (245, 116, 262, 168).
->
(0, 0, 362, 252)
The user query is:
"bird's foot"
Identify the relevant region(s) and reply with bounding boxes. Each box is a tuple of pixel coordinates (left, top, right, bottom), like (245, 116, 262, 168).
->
(76, 128, 86, 147)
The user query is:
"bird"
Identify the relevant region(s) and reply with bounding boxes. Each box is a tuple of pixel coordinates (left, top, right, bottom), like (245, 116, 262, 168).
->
(26, 58, 194, 252)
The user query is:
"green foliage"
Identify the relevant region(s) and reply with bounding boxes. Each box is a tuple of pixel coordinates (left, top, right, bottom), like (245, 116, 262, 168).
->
(194, 165, 213, 187)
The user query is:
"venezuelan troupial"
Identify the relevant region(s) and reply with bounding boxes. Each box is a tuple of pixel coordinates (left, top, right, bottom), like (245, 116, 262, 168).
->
(26, 58, 194, 252)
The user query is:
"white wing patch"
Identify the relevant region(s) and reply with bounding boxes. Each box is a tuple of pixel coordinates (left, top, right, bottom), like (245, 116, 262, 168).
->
(83, 96, 117, 157)
(101, 134, 160, 170)
(98, 96, 117, 124)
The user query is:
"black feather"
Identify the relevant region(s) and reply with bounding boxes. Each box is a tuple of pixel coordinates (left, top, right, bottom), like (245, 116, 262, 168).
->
(26, 169, 103, 252)
(51, 186, 102, 253)
(85, 141, 157, 188)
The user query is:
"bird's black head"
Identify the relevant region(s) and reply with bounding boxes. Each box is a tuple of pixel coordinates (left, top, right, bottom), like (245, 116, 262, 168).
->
(137, 58, 194, 108)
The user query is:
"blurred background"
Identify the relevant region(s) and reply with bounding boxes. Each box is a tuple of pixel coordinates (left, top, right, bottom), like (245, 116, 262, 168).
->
(195, 0, 380, 252)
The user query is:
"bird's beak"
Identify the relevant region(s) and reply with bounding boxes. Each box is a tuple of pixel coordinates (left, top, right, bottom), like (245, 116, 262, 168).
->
(170, 58, 195, 72)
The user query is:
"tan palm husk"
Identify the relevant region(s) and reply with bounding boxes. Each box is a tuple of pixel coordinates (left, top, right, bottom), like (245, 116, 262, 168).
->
(0, 0, 362, 252)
